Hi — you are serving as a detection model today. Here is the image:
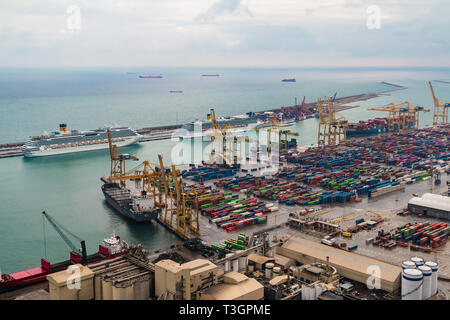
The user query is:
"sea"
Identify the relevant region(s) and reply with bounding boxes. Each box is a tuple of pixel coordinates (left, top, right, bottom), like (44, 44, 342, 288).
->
(0, 66, 449, 273)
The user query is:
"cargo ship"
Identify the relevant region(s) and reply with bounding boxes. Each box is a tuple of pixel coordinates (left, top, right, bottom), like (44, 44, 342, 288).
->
(347, 118, 388, 137)
(0, 233, 128, 292)
(102, 183, 160, 222)
(201, 74, 219, 77)
(139, 74, 162, 78)
(282, 78, 296, 82)
(22, 124, 140, 157)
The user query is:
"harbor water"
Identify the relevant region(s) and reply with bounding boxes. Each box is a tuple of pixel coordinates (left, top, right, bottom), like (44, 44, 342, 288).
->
(1, 67, 450, 273)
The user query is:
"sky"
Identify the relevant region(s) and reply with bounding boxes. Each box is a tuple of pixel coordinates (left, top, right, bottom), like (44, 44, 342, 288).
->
(0, 0, 449, 67)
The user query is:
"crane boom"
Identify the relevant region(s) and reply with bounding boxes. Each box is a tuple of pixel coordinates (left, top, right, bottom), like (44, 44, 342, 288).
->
(42, 211, 88, 265)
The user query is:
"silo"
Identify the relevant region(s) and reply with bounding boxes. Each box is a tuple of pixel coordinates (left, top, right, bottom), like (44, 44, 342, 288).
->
(101, 279, 113, 300)
(402, 260, 416, 270)
(424, 261, 438, 296)
(272, 267, 281, 278)
(232, 258, 239, 272)
(401, 268, 423, 300)
(265, 263, 274, 279)
(410, 256, 424, 267)
(418, 265, 432, 299)
(225, 253, 233, 272)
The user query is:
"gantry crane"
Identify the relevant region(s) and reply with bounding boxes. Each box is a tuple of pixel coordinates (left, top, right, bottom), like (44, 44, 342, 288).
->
(42, 211, 88, 265)
(107, 129, 138, 177)
(207, 109, 241, 167)
(429, 81, 449, 125)
(368, 101, 429, 132)
(317, 97, 348, 146)
(295, 96, 306, 120)
(170, 164, 200, 238)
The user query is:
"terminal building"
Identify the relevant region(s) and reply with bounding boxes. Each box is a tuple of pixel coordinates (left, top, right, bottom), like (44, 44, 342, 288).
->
(408, 193, 450, 220)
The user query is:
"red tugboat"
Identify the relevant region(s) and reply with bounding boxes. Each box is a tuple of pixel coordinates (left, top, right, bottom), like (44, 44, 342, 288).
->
(0, 211, 128, 292)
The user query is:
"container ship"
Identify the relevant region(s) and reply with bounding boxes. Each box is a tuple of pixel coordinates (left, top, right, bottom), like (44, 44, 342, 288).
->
(201, 74, 220, 77)
(0, 233, 128, 292)
(282, 78, 296, 82)
(22, 124, 140, 157)
(101, 183, 160, 222)
(347, 118, 388, 137)
(139, 74, 162, 78)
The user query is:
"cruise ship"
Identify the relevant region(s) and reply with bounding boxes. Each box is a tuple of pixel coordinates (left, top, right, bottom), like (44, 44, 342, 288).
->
(22, 124, 140, 157)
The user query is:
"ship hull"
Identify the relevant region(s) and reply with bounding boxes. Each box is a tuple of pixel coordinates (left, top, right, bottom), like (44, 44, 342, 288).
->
(102, 184, 160, 222)
(23, 136, 139, 158)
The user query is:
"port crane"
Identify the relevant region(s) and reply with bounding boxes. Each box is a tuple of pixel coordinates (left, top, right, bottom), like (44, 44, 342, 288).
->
(207, 109, 241, 167)
(156, 154, 200, 238)
(107, 129, 138, 177)
(368, 101, 429, 132)
(295, 96, 306, 120)
(317, 97, 348, 146)
(429, 81, 449, 124)
(42, 211, 88, 266)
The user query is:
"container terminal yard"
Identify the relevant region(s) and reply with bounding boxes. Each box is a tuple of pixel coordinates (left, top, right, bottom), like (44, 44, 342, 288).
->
(1, 82, 449, 302)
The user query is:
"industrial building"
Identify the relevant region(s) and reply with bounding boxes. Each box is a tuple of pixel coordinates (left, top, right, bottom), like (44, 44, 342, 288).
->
(408, 193, 450, 220)
(198, 272, 264, 300)
(276, 236, 402, 293)
(155, 258, 220, 300)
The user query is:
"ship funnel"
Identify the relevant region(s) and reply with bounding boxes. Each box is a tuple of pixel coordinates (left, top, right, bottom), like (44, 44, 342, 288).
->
(59, 123, 68, 133)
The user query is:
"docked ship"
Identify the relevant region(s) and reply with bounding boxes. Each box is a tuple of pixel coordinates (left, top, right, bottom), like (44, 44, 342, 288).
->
(0, 233, 128, 292)
(347, 118, 388, 137)
(101, 183, 160, 222)
(175, 114, 261, 139)
(22, 124, 140, 157)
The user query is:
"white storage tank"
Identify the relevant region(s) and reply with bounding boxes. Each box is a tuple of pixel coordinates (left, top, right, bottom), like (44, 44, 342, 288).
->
(418, 265, 432, 300)
(424, 261, 438, 296)
(265, 263, 274, 279)
(232, 258, 239, 272)
(410, 256, 424, 267)
(225, 253, 234, 272)
(402, 260, 416, 270)
(401, 268, 423, 300)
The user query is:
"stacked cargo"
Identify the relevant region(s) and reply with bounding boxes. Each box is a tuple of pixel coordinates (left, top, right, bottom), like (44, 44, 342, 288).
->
(181, 165, 237, 182)
(198, 192, 275, 232)
(389, 222, 449, 248)
(211, 233, 250, 253)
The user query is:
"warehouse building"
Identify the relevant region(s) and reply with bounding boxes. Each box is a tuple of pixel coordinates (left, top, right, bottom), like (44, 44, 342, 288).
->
(408, 193, 450, 220)
(277, 236, 402, 293)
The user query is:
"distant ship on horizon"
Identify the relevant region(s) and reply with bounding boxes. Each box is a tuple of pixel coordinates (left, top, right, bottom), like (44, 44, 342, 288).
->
(202, 74, 220, 77)
(139, 74, 162, 78)
(282, 78, 296, 82)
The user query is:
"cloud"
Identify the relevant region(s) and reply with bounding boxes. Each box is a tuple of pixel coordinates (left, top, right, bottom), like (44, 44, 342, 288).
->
(0, 0, 449, 67)
(196, 0, 252, 23)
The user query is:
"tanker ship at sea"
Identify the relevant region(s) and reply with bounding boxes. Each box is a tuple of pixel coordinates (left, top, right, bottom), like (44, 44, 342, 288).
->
(22, 124, 140, 157)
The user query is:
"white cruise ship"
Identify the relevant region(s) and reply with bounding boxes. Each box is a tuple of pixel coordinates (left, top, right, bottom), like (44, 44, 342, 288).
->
(22, 124, 140, 157)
